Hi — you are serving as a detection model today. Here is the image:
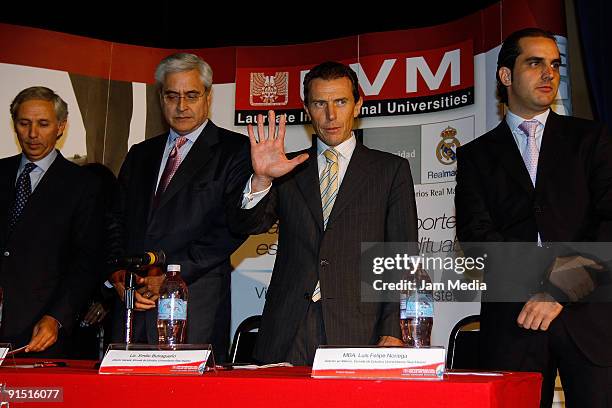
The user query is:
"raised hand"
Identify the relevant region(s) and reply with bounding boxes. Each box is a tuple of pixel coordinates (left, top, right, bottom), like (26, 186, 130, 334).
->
(248, 111, 309, 192)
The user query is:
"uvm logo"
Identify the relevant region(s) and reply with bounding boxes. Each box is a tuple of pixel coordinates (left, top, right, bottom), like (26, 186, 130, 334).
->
(250, 72, 289, 106)
(436, 126, 460, 165)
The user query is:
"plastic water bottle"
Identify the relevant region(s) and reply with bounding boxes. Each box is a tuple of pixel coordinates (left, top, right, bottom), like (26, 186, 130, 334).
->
(400, 267, 434, 347)
(157, 264, 188, 345)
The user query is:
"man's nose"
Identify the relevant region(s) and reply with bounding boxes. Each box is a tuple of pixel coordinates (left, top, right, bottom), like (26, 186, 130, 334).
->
(28, 124, 39, 138)
(326, 104, 336, 121)
(177, 96, 188, 111)
(541, 64, 554, 80)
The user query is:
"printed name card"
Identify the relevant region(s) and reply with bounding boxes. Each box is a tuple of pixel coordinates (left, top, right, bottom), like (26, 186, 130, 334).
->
(311, 346, 445, 380)
(99, 344, 213, 375)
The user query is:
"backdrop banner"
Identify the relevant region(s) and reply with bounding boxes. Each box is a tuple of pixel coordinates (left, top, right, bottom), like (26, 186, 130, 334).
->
(0, 0, 569, 347)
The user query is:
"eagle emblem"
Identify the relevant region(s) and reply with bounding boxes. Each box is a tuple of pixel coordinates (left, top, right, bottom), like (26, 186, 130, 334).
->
(250, 72, 289, 106)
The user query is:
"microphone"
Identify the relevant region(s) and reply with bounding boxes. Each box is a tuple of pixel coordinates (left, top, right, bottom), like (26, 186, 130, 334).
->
(110, 250, 166, 268)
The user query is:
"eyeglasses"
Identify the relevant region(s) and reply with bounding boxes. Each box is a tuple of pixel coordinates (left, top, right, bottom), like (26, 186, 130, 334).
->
(162, 92, 205, 104)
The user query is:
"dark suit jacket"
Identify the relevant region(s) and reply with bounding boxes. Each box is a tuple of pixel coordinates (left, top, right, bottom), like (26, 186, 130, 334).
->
(455, 110, 612, 366)
(111, 121, 251, 361)
(229, 140, 418, 363)
(0, 152, 103, 355)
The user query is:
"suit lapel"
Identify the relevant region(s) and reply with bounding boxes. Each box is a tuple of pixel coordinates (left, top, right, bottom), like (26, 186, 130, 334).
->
(294, 143, 324, 232)
(154, 121, 217, 211)
(19, 153, 68, 223)
(0, 155, 21, 243)
(326, 142, 370, 227)
(492, 121, 535, 196)
(535, 110, 561, 192)
(145, 135, 168, 221)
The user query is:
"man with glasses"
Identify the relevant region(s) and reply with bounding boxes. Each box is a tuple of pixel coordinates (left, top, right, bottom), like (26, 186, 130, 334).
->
(109, 53, 251, 362)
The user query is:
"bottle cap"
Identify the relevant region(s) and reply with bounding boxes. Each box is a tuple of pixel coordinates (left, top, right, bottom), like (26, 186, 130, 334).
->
(167, 264, 181, 273)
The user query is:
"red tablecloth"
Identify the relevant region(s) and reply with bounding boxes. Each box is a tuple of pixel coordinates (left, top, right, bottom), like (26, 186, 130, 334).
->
(0, 359, 541, 408)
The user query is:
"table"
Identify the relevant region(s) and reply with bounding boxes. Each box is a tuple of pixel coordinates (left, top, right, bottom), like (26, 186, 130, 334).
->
(0, 359, 541, 407)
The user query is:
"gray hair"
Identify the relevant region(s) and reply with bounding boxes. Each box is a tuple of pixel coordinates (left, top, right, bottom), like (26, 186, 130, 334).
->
(10, 86, 68, 123)
(154, 53, 213, 91)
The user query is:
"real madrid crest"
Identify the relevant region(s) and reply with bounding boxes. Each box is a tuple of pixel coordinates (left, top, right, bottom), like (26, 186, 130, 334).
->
(436, 126, 460, 165)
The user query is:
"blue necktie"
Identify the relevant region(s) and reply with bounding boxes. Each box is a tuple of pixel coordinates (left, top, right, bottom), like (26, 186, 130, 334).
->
(9, 162, 37, 232)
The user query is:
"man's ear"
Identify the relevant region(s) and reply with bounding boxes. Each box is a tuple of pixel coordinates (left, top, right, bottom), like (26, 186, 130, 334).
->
(353, 96, 363, 118)
(498, 67, 512, 86)
(56, 120, 67, 139)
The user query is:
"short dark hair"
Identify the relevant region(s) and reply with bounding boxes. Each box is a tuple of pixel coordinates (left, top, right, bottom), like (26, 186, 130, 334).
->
(496, 28, 557, 104)
(303, 61, 361, 105)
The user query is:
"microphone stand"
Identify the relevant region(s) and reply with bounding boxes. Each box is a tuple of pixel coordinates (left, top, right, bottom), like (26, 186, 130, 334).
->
(117, 250, 166, 345)
(124, 265, 141, 344)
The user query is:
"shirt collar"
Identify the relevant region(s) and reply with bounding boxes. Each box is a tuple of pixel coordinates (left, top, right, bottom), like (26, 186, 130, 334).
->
(168, 119, 208, 144)
(506, 109, 550, 133)
(20, 149, 58, 172)
(316, 133, 356, 160)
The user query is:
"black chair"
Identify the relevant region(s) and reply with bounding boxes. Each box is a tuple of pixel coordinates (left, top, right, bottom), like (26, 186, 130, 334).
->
(229, 315, 262, 364)
(446, 314, 480, 369)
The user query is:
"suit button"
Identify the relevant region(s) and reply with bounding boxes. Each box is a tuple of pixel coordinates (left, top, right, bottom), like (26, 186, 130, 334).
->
(303, 292, 310, 299)
(320, 259, 329, 267)
(3, 251, 9, 257)
(533, 206, 544, 213)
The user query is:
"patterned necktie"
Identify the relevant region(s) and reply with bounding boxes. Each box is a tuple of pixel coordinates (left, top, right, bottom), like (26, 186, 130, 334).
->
(320, 148, 339, 229)
(518, 120, 539, 186)
(156, 136, 188, 197)
(8, 162, 37, 232)
(313, 148, 339, 302)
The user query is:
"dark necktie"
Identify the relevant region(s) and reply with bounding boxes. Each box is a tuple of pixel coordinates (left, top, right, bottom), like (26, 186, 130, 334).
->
(8, 162, 37, 232)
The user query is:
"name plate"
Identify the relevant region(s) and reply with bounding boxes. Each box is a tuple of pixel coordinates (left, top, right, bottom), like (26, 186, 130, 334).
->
(99, 344, 213, 375)
(311, 346, 445, 380)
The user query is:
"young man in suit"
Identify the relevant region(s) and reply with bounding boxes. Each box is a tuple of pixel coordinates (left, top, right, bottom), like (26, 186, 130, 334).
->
(230, 61, 418, 365)
(109, 53, 251, 362)
(0, 87, 102, 357)
(455, 28, 612, 407)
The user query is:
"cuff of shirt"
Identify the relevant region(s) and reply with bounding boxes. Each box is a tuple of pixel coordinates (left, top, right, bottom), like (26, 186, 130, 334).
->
(241, 174, 272, 209)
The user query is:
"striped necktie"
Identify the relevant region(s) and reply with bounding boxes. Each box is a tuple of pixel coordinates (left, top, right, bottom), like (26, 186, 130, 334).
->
(312, 148, 339, 302)
(320, 148, 339, 229)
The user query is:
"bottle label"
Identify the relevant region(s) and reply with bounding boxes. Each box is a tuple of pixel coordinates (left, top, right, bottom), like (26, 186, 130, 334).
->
(400, 293, 434, 318)
(158, 298, 187, 320)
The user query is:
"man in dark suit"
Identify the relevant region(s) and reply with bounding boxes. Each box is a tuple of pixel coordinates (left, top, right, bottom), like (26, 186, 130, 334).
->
(455, 28, 612, 407)
(0, 86, 102, 357)
(229, 61, 418, 365)
(109, 53, 250, 362)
